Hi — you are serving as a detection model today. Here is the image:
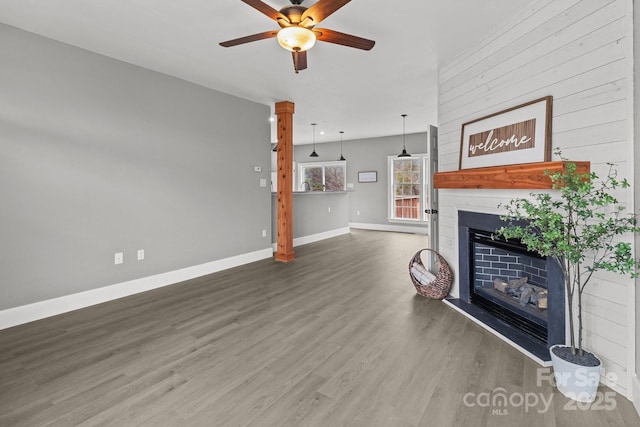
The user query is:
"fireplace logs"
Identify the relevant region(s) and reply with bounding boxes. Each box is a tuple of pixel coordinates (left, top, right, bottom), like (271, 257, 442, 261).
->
(493, 277, 547, 309)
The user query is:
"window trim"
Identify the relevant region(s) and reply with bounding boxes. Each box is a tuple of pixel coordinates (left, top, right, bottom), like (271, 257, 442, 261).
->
(388, 154, 429, 223)
(297, 160, 347, 192)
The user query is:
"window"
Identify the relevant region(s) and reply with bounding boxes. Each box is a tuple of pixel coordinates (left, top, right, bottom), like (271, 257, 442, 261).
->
(388, 154, 429, 221)
(298, 161, 346, 192)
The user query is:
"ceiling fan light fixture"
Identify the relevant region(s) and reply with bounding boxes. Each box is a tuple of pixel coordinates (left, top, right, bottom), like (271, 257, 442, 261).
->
(277, 26, 316, 52)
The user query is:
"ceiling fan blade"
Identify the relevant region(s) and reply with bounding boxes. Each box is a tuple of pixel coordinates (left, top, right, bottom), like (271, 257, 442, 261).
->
(301, 0, 351, 25)
(219, 30, 279, 47)
(292, 50, 308, 73)
(241, 0, 290, 23)
(314, 28, 375, 50)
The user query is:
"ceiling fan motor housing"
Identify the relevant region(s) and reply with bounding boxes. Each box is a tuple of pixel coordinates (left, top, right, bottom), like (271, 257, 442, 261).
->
(279, 5, 307, 27)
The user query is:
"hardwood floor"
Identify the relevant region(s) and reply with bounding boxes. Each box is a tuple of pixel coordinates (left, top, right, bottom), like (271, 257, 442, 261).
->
(1, 230, 639, 426)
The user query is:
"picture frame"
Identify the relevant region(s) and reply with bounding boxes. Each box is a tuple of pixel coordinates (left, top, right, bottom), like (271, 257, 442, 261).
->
(459, 96, 552, 170)
(358, 171, 377, 183)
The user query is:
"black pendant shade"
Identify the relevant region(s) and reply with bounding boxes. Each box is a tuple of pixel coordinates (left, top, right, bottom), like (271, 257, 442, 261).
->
(338, 131, 345, 161)
(397, 114, 411, 157)
(310, 123, 319, 157)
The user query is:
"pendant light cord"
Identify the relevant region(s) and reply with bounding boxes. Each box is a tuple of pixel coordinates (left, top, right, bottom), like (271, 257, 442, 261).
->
(310, 123, 319, 157)
(312, 123, 316, 150)
(402, 114, 407, 151)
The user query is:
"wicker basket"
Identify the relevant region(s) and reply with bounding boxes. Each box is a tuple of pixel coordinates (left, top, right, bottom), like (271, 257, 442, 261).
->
(409, 248, 453, 299)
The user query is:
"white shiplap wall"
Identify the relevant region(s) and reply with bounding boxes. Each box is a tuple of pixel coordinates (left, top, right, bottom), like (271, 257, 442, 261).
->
(438, 0, 635, 396)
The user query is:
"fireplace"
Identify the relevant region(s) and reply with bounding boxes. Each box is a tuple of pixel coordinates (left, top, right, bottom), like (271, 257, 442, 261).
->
(448, 211, 565, 362)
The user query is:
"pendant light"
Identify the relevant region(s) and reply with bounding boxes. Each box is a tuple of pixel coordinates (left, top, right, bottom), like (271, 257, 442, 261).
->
(309, 123, 319, 157)
(338, 131, 345, 161)
(397, 114, 411, 157)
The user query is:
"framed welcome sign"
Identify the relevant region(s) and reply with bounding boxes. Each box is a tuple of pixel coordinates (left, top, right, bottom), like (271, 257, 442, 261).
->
(459, 96, 552, 170)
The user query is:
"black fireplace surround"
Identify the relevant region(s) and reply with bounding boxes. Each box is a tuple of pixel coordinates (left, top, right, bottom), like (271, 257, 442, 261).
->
(447, 210, 565, 362)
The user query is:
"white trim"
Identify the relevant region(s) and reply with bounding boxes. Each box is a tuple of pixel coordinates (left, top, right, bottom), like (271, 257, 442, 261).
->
(297, 161, 347, 192)
(0, 248, 273, 331)
(271, 227, 351, 251)
(605, 371, 630, 397)
(388, 218, 428, 226)
(625, 0, 638, 406)
(633, 374, 640, 416)
(293, 227, 350, 247)
(349, 222, 428, 235)
(442, 299, 552, 368)
(387, 153, 429, 222)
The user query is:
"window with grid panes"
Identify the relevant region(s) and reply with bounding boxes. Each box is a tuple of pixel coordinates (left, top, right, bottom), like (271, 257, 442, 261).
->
(298, 161, 346, 192)
(388, 155, 429, 222)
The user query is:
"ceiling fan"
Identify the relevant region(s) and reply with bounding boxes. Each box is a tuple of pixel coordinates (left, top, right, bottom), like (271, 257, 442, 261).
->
(219, 0, 375, 73)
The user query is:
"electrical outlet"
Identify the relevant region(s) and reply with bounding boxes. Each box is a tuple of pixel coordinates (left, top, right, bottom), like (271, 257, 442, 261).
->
(328, 206, 331, 213)
(262, 229, 267, 237)
(114, 252, 123, 265)
(137, 249, 145, 260)
(357, 210, 360, 216)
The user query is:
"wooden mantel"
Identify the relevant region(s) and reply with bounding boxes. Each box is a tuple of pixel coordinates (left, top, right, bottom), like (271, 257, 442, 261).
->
(433, 161, 590, 190)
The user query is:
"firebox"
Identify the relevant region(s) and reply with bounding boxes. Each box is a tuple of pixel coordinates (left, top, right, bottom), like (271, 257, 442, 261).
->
(448, 210, 565, 362)
(470, 229, 548, 343)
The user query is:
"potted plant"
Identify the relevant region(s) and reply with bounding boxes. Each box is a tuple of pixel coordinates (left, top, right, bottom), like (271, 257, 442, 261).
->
(494, 149, 640, 402)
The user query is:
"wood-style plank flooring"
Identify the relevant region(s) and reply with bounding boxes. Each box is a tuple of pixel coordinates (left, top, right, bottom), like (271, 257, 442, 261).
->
(1, 230, 639, 426)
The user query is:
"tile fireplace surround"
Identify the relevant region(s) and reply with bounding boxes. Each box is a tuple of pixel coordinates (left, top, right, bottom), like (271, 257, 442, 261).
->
(446, 210, 565, 364)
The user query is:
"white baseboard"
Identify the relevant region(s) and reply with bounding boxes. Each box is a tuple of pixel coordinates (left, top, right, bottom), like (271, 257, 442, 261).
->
(3, 227, 352, 331)
(0, 247, 273, 331)
(271, 227, 351, 251)
(349, 222, 428, 234)
(633, 374, 640, 417)
(294, 227, 351, 246)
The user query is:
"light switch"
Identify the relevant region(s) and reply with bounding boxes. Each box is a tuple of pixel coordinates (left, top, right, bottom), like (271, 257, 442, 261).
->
(259, 178, 267, 187)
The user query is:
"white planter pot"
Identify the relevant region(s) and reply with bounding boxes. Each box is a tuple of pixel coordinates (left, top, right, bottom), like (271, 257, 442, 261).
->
(549, 344, 602, 403)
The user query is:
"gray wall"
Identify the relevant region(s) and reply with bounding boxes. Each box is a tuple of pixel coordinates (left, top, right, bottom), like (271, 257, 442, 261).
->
(271, 193, 349, 241)
(293, 132, 429, 228)
(0, 24, 272, 310)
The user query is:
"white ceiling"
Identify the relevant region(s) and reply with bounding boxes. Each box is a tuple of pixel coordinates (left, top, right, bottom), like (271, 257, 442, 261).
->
(0, 0, 534, 145)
